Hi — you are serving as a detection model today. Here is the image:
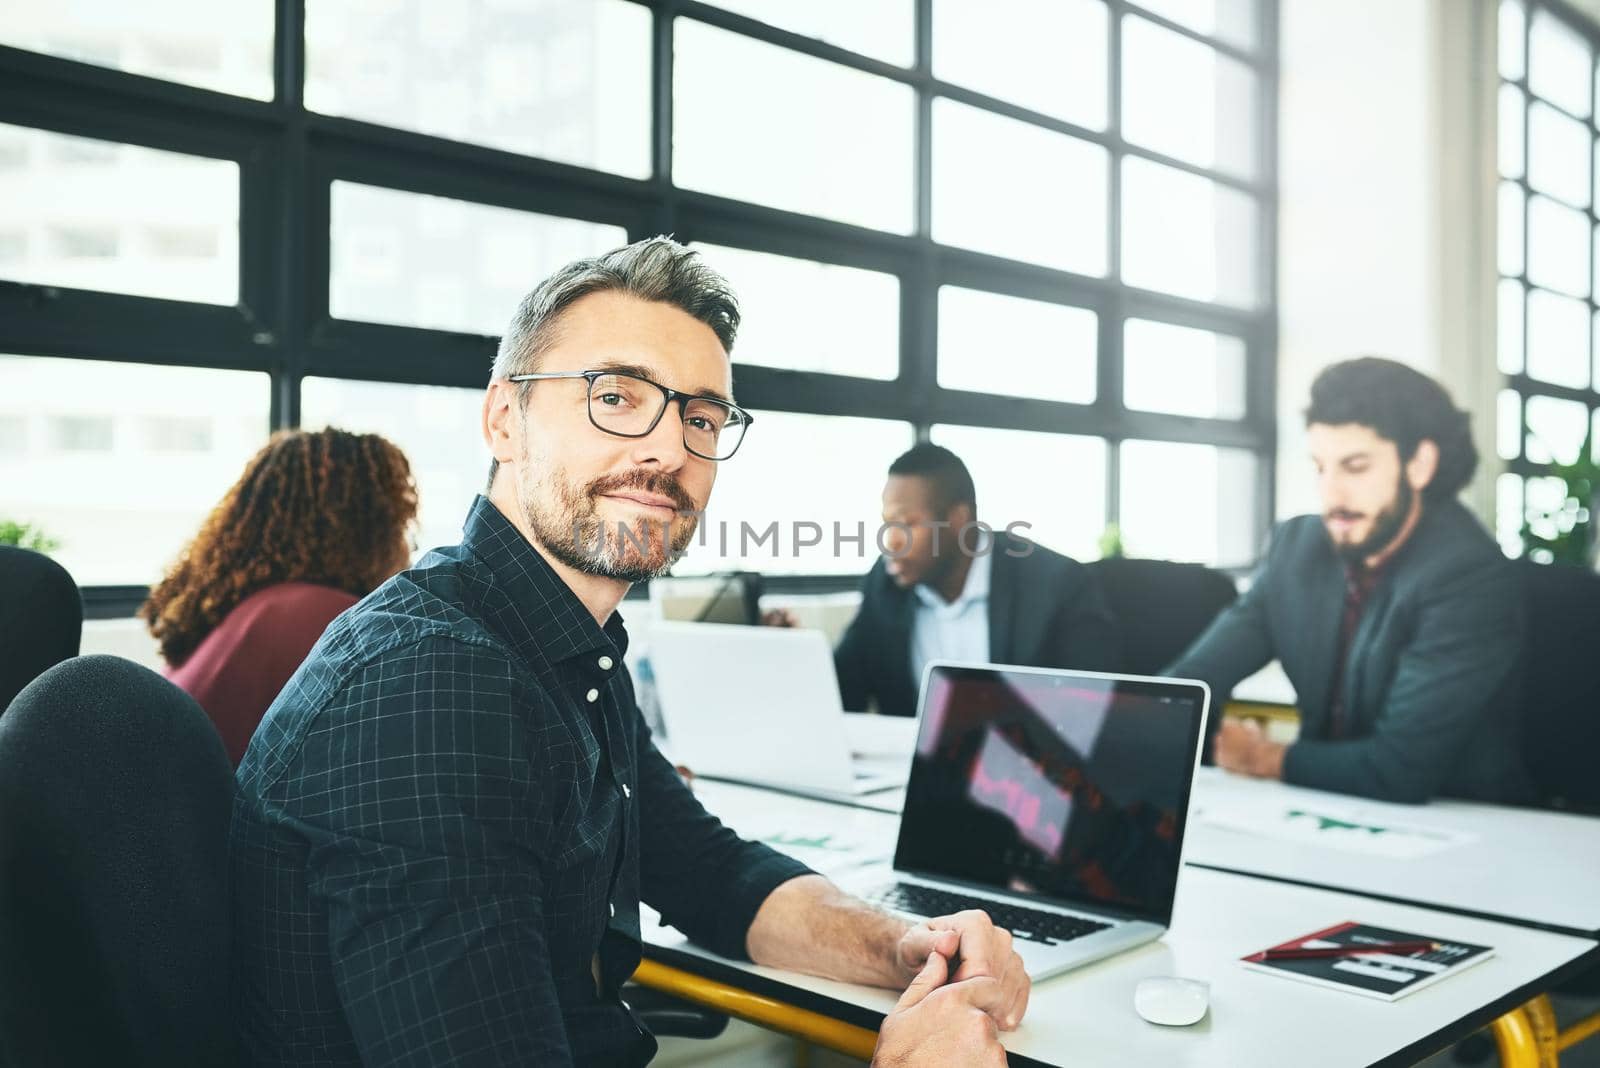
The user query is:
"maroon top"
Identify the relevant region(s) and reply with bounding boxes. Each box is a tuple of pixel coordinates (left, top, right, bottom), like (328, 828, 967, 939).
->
(166, 582, 358, 766)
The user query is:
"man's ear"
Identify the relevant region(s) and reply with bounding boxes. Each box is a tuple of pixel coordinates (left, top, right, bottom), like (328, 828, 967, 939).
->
(1406, 438, 1440, 493)
(483, 381, 521, 464)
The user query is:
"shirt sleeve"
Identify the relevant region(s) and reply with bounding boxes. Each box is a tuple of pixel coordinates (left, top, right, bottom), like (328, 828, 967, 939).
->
(298, 636, 573, 1068)
(635, 719, 813, 959)
(1282, 558, 1523, 803)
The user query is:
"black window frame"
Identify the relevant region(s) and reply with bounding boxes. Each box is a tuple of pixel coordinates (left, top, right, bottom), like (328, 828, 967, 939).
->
(0, 0, 1281, 617)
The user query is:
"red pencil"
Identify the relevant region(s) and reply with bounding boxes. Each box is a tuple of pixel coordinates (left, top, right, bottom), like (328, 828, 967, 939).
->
(1259, 941, 1439, 962)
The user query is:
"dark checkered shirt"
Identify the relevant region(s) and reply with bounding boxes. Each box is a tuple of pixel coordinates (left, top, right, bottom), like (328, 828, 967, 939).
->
(230, 496, 811, 1067)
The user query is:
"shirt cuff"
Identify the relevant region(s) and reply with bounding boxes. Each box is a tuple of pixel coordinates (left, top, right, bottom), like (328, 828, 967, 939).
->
(709, 844, 814, 961)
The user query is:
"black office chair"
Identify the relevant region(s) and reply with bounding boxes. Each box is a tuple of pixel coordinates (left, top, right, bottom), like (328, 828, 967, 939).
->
(0, 545, 82, 714)
(1517, 559, 1600, 815)
(1087, 557, 1239, 676)
(0, 655, 237, 1067)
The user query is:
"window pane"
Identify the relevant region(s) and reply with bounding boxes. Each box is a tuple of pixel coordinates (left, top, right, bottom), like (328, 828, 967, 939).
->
(1121, 16, 1257, 177)
(300, 378, 486, 557)
(1131, 0, 1256, 49)
(1497, 388, 1522, 460)
(330, 182, 627, 335)
(1528, 101, 1590, 207)
(1500, 84, 1525, 179)
(1123, 319, 1245, 419)
(0, 355, 268, 585)
(1121, 156, 1257, 306)
(675, 20, 913, 232)
(1525, 474, 1572, 550)
(1526, 288, 1590, 388)
(932, 0, 1108, 129)
(694, 244, 898, 379)
(0, 124, 237, 304)
(1499, 279, 1525, 374)
(1527, 194, 1589, 296)
(706, 0, 913, 65)
(1499, 180, 1525, 277)
(1501, 0, 1527, 81)
(1497, 278, 1523, 374)
(1497, 471, 1523, 557)
(937, 288, 1096, 404)
(306, 0, 651, 178)
(1529, 10, 1591, 119)
(679, 412, 914, 575)
(1119, 440, 1256, 566)
(929, 424, 1107, 561)
(932, 99, 1108, 273)
(1525, 394, 1591, 465)
(0, 0, 273, 99)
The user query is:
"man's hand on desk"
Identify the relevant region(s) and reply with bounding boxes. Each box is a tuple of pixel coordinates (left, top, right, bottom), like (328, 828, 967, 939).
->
(1214, 718, 1287, 780)
(894, 911, 1028, 1031)
(871, 951, 1008, 1067)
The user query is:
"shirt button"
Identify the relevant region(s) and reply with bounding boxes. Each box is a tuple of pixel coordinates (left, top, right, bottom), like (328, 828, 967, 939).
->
(598, 655, 615, 670)
(622, 783, 631, 799)
(609, 902, 616, 918)
(586, 688, 599, 703)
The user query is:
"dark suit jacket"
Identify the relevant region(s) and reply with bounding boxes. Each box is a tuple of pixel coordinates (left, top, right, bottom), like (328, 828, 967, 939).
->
(834, 531, 1120, 718)
(1167, 500, 1532, 805)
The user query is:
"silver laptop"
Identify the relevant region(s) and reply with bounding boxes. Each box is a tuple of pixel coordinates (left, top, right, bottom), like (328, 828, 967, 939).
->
(647, 621, 906, 800)
(840, 661, 1210, 982)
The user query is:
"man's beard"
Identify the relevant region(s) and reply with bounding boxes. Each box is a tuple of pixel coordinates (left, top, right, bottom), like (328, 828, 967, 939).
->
(1328, 476, 1414, 565)
(518, 457, 700, 582)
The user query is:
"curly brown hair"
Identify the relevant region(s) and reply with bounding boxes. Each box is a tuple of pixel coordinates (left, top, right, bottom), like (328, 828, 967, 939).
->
(141, 427, 418, 667)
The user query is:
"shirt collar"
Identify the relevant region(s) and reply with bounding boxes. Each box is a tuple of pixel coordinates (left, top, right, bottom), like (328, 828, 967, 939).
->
(912, 546, 992, 612)
(459, 495, 628, 665)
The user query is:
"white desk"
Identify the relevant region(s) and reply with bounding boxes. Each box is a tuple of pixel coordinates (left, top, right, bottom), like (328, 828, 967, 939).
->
(1185, 768, 1600, 936)
(652, 782, 1597, 1068)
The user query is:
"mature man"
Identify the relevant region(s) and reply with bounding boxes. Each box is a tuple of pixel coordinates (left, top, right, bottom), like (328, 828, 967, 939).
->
(829, 443, 1119, 718)
(1167, 357, 1532, 805)
(230, 239, 1024, 1067)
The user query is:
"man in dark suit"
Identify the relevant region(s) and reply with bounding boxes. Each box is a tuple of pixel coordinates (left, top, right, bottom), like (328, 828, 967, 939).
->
(1168, 358, 1532, 805)
(830, 443, 1119, 719)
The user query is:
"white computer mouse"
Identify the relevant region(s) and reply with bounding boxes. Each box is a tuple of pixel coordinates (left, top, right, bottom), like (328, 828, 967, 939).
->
(1134, 976, 1210, 1026)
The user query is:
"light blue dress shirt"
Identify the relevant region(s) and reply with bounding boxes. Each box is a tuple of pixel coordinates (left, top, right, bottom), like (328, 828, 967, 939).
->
(908, 548, 992, 691)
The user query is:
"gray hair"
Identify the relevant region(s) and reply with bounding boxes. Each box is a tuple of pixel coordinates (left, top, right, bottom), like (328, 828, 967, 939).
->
(486, 236, 740, 487)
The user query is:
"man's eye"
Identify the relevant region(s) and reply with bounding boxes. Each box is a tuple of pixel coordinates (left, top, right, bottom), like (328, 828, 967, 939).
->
(598, 393, 625, 406)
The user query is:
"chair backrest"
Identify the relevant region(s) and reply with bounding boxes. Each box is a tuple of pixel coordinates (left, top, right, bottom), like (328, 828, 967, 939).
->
(0, 655, 237, 1066)
(1087, 557, 1240, 677)
(0, 545, 82, 714)
(1517, 560, 1600, 814)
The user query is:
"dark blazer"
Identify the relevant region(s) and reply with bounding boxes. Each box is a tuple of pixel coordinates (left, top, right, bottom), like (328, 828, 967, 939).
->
(834, 531, 1120, 718)
(1167, 500, 1533, 805)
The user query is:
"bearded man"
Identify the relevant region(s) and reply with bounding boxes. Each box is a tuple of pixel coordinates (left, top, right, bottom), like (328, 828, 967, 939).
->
(1167, 357, 1532, 805)
(229, 238, 1025, 1068)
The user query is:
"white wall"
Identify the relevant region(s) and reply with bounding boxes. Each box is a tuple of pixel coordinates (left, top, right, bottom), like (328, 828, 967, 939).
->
(1276, 0, 1499, 523)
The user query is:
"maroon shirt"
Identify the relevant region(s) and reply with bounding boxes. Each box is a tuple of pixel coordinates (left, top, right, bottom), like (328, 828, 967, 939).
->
(166, 582, 358, 766)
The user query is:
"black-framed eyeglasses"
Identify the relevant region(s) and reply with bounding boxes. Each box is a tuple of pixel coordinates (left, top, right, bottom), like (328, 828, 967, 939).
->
(507, 369, 753, 461)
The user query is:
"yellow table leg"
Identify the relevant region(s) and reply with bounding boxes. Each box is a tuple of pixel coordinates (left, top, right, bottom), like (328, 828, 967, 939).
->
(1493, 998, 1563, 1068)
(1494, 1007, 1542, 1068)
(632, 958, 880, 1061)
(1558, 1009, 1600, 1053)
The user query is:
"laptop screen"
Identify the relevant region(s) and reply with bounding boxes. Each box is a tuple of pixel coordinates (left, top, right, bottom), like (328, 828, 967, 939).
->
(895, 664, 1208, 925)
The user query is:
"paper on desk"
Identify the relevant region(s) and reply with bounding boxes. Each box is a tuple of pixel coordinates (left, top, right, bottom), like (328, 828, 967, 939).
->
(1194, 801, 1478, 859)
(744, 822, 894, 877)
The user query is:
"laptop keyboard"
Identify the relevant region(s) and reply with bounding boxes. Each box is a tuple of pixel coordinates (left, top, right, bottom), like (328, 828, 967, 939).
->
(866, 882, 1113, 946)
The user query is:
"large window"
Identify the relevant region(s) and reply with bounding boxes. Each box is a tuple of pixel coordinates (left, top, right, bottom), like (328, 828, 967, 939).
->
(1497, 0, 1600, 559)
(1, 0, 1278, 605)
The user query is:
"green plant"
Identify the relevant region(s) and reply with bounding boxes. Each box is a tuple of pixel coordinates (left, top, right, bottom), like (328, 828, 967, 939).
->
(1520, 422, 1599, 567)
(0, 519, 60, 554)
(1098, 521, 1125, 559)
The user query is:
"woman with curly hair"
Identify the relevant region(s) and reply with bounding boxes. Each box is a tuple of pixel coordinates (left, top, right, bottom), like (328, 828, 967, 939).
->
(142, 428, 418, 765)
